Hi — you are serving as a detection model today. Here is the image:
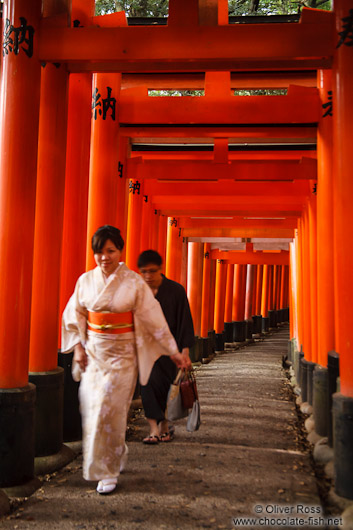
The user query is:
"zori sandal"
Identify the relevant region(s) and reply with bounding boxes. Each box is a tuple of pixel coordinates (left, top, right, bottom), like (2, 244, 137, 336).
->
(142, 434, 160, 444)
(159, 432, 174, 442)
(96, 477, 118, 495)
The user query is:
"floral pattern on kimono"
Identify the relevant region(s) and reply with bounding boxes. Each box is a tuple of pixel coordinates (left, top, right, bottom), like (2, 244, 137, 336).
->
(61, 263, 179, 480)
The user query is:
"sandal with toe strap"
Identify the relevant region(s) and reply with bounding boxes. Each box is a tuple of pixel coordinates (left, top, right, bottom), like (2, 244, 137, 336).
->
(143, 434, 160, 444)
(96, 477, 118, 495)
(159, 431, 174, 442)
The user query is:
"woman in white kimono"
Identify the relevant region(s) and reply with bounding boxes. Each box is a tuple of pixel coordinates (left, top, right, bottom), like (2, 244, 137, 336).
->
(61, 225, 187, 494)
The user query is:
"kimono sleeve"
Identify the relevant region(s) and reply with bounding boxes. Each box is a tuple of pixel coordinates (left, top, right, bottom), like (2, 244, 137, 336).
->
(61, 277, 88, 354)
(133, 278, 179, 358)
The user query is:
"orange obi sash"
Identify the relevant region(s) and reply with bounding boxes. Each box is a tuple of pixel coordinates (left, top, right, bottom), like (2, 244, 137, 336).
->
(87, 311, 134, 334)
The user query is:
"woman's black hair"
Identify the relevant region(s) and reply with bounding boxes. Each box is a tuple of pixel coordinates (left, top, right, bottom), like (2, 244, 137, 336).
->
(91, 225, 124, 253)
(137, 250, 163, 269)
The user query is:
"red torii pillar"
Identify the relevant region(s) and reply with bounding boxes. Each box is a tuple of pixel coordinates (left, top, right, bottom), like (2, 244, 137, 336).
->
(200, 244, 211, 360)
(0, 0, 41, 488)
(140, 195, 152, 253)
(158, 215, 168, 272)
(151, 209, 160, 251)
(208, 258, 216, 335)
(245, 264, 255, 339)
(317, 69, 335, 368)
(28, 58, 69, 458)
(253, 264, 263, 334)
(166, 217, 182, 283)
(59, 73, 91, 336)
(125, 179, 143, 272)
(224, 263, 234, 342)
(332, 0, 353, 499)
(214, 259, 227, 352)
(311, 70, 335, 442)
(261, 264, 270, 332)
(58, 0, 94, 445)
(233, 264, 247, 342)
(85, 73, 123, 270)
(187, 242, 201, 361)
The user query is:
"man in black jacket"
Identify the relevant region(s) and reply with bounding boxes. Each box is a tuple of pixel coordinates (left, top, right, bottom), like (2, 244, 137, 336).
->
(137, 250, 194, 443)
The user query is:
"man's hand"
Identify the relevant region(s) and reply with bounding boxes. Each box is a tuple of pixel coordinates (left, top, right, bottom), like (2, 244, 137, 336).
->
(170, 352, 190, 370)
(181, 347, 192, 369)
(74, 343, 88, 372)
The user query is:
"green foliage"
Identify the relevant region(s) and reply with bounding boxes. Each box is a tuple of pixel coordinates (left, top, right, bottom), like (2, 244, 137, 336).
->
(95, 0, 332, 17)
(148, 90, 204, 97)
(95, 0, 168, 16)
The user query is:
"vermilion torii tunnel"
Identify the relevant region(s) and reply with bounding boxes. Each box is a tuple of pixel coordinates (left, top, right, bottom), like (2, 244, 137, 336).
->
(0, 0, 352, 506)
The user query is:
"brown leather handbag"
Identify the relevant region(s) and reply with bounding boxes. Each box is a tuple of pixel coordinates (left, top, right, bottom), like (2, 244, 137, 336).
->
(180, 369, 198, 409)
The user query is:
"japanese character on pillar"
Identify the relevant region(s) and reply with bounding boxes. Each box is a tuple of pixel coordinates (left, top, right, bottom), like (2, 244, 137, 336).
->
(322, 91, 333, 118)
(337, 9, 353, 48)
(143, 195, 148, 203)
(204, 251, 210, 259)
(92, 87, 116, 120)
(118, 162, 123, 178)
(169, 218, 178, 227)
(129, 180, 140, 194)
(3, 17, 35, 58)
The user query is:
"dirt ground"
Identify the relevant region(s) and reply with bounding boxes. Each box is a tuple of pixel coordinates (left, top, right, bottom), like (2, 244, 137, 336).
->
(1, 326, 331, 530)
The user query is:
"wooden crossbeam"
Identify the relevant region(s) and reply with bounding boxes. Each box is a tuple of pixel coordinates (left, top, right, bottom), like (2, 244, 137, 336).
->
(179, 218, 297, 229)
(39, 9, 333, 72)
(127, 158, 316, 181)
(119, 88, 320, 125)
(143, 179, 311, 196)
(182, 227, 294, 238)
(210, 249, 290, 265)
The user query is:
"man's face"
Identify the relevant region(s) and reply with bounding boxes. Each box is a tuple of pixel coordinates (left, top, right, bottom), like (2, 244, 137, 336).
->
(139, 263, 163, 290)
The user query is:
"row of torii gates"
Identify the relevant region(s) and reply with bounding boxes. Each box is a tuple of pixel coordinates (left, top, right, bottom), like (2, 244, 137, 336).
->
(0, 0, 353, 502)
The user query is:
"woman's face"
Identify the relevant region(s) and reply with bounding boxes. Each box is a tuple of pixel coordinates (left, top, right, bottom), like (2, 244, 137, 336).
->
(94, 239, 122, 276)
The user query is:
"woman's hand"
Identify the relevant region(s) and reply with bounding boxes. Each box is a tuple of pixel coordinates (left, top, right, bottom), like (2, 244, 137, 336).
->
(73, 343, 88, 372)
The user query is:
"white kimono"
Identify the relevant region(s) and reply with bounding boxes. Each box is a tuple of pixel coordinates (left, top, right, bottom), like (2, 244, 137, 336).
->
(61, 262, 179, 480)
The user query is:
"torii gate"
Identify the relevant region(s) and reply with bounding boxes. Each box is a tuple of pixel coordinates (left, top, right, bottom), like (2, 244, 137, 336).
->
(0, 0, 352, 502)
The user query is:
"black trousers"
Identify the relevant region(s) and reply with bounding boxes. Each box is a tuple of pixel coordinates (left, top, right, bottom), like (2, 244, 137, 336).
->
(141, 355, 177, 424)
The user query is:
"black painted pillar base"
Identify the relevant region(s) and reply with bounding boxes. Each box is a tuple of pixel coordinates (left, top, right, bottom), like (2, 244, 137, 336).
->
(200, 337, 210, 361)
(28, 368, 64, 457)
(268, 309, 276, 329)
(232, 320, 246, 342)
(245, 319, 254, 340)
(333, 393, 353, 500)
(208, 330, 216, 354)
(252, 315, 262, 335)
(327, 350, 340, 447)
(58, 351, 82, 442)
(262, 317, 269, 333)
(0, 384, 36, 487)
(300, 356, 309, 402)
(215, 332, 224, 352)
(224, 322, 233, 343)
(313, 365, 328, 437)
(189, 337, 200, 363)
(306, 361, 316, 406)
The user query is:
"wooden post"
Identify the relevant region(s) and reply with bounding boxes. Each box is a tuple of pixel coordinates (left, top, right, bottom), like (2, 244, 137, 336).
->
(0, 0, 41, 488)
(308, 195, 318, 364)
(125, 179, 143, 272)
(166, 217, 180, 282)
(317, 69, 335, 367)
(187, 242, 202, 337)
(332, 0, 353, 498)
(59, 73, 91, 331)
(29, 62, 69, 373)
(214, 260, 227, 336)
(201, 244, 211, 338)
(158, 215, 168, 270)
(85, 73, 122, 270)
